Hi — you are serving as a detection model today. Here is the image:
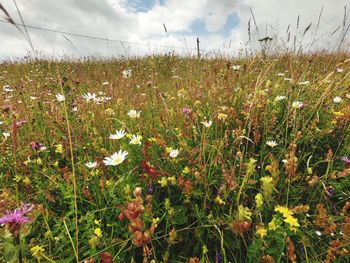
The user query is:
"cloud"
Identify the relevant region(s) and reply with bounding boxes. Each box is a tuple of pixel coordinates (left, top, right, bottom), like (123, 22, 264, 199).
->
(0, 0, 348, 59)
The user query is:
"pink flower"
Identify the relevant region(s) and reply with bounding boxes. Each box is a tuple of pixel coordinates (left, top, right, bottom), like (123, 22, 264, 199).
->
(0, 203, 34, 225)
(340, 156, 350, 164)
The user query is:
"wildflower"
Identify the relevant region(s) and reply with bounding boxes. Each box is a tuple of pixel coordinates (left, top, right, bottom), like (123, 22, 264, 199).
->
(30, 245, 45, 258)
(201, 120, 213, 128)
(266, 140, 278, 148)
(255, 193, 264, 209)
(94, 228, 102, 238)
(182, 107, 191, 115)
(333, 96, 342, 103)
(238, 205, 252, 221)
(169, 148, 180, 158)
(82, 92, 97, 102)
(127, 109, 141, 119)
(85, 161, 97, 169)
(316, 230, 322, 236)
(340, 157, 350, 164)
(0, 203, 34, 236)
(231, 65, 241, 71)
(122, 69, 132, 78)
(277, 72, 285, 76)
(274, 95, 287, 102)
(0, 203, 34, 225)
(260, 176, 274, 199)
(94, 219, 101, 225)
(168, 176, 176, 185)
(129, 134, 142, 145)
(146, 80, 153, 87)
(158, 177, 168, 187)
(336, 68, 344, 73)
(256, 225, 267, 238)
(217, 113, 228, 120)
(269, 217, 280, 231)
(3, 85, 13, 92)
(292, 101, 303, 109)
(102, 81, 109, 86)
(274, 205, 299, 231)
(55, 93, 65, 102)
(334, 111, 344, 117)
(55, 144, 63, 154)
(0, 120, 3, 125)
(346, 93, 350, 99)
(214, 196, 226, 205)
(30, 141, 44, 150)
(109, 129, 126, 140)
(2, 132, 10, 138)
(103, 150, 128, 166)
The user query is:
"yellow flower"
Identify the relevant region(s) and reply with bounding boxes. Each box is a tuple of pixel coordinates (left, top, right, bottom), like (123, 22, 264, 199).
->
(31, 245, 45, 258)
(284, 215, 300, 231)
(148, 137, 157, 142)
(23, 176, 31, 185)
(94, 228, 102, 238)
(334, 111, 344, 117)
(55, 144, 63, 154)
(214, 196, 226, 205)
(260, 176, 274, 199)
(182, 166, 190, 174)
(268, 217, 280, 231)
(238, 205, 252, 221)
(256, 225, 267, 238)
(165, 147, 172, 153)
(35, 157, 42, 165)
(94, 220, 101, 225)
(274, 205, 299, 231)
(168, 176, 177, 185)
(158, 177, 168, 187)
(217, 113, 228, 121)
(89, 235, 100, 248)
(255, 193, 264, 209)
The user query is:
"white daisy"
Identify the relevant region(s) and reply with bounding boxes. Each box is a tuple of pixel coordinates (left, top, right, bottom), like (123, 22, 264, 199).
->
(122, 69, 132, 78)
(127, 109, 141, 119)
(292, 101, 303, 109)
(201, 120, 213, 128)
(274, 95, 287, 102)
(55, 93, 65, 102)
(2, 132, 10, 138)
(109, 129, 126, 140)
(85, 161, 97, 169)
(82, 92, 97, 102)
(266, 140, 278, 147)
(333, 96, 342, 103)
(103, 150, 128, 166)
(129, 134, 142, 145)
(169, 148, 180, 158)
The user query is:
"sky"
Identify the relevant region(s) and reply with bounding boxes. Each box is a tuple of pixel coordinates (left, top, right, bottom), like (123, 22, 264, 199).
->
(0, 0, 349, 59)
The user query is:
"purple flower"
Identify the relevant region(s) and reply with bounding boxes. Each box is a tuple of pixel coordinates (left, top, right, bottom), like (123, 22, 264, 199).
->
(0, 203, 34, 225)
(326, 186, 335, 197)
(30, 141, 43, 150)
(341, 156, 350, 164)
(146, 80, 153, 87)
(182, 107, 191, 115)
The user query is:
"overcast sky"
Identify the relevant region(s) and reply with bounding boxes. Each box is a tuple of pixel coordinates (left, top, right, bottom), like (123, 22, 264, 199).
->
(0, 0, 349, 59)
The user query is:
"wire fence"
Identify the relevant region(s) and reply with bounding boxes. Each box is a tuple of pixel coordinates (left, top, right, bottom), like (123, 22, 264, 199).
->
(0, 19, 211, 57)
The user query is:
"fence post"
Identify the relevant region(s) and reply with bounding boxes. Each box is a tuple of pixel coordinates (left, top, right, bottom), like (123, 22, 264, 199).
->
(196, 37, 200, 59)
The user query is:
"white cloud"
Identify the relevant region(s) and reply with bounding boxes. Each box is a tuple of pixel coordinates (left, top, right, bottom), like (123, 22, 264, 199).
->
(0, 0, 348, 59)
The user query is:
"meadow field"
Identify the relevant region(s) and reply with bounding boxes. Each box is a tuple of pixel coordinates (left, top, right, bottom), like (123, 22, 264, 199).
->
(0, 53, 349, 262)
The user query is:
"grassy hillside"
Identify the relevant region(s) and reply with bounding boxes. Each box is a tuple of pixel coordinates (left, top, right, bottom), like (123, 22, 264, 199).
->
(0, 53, 349, 262)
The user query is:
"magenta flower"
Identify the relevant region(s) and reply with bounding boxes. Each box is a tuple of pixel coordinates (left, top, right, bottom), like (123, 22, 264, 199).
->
(30, 141, 44, 150)
(182, 107, 192, 115)
(0, 203, 34, 225)
(340, 156, 350, 164)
